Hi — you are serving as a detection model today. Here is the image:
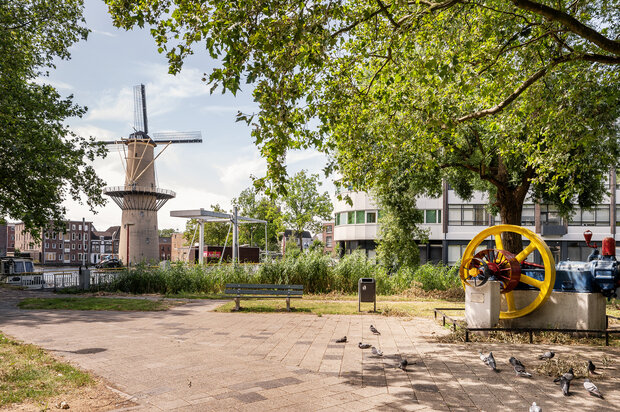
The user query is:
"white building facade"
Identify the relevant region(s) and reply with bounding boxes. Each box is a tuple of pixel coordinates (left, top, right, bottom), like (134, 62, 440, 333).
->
(334, 173, 618, 265)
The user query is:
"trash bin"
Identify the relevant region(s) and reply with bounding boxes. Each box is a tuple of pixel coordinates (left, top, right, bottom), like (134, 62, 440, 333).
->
(358, 278, 376, 312)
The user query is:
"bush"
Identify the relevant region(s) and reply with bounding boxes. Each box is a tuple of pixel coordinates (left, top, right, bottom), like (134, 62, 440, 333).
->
(100, 254, 461, 296)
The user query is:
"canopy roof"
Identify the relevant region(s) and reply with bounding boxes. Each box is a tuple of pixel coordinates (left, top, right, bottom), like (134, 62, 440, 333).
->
(170, 208, 267, 224)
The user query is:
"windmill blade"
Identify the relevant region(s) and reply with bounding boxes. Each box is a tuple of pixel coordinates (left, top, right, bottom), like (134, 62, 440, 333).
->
(151, 131, 203, 144)
(133, 84, 148, 134)
(100, 139, 125, 145)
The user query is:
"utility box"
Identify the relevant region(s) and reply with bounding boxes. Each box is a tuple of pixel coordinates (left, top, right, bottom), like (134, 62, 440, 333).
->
(358, 278, 376, 312)
(79, 267, 91, 291)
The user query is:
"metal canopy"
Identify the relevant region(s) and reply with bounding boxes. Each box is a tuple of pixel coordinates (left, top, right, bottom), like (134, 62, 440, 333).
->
(171, 208, 268, 265)
(170, 209, 267, 224)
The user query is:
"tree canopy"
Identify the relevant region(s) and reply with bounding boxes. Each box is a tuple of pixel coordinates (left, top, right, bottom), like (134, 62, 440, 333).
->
(1, 0, 106, 237)
(282, 170, 332, 250)
(232, 187, 283, 250)
(106, 1, 620, 251)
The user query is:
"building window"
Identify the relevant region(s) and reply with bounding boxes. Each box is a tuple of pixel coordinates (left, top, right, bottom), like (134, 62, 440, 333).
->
(72, 233, 76, 240)
(570, 205, 610, 226)
(72, 254, 76, 261)
(424, 210, 441, 224)
(326, 236, 333, 248)
(71, 244, 75, 250)
(44, 242, 49, 248)
(45, 232, 49, 239)
(45, 252, 56, 261)
(52, 243, 56, 249)
(78, 243, 81, 250)
(78, 233, 82, 241)
(78, 253, 82, 261)
(355, 210, 365, 224)
(448, 205, 488, 226)
(52, 232, 57, 240)
(72, 224, 75, 230)
(84, 233, 88, 240)
(521, 205, 535, 226)
(540, 204, 563, 225)
(347, 211, 354, 224)
(326, 225, 333, 233)
(59, 233, 63, 240)
(366, 212, 376, 224)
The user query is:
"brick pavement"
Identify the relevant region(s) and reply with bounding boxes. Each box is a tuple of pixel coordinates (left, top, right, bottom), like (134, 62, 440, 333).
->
(0, 289, 618, 411)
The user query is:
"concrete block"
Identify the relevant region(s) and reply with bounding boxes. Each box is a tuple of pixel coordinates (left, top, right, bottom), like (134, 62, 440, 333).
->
(500, 290, 606, 330)
(465, 281, 501, 328)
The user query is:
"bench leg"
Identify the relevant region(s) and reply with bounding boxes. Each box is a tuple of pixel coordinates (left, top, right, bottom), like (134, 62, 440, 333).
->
(286, 297, 291, 312)
(235, 297, 240, 311)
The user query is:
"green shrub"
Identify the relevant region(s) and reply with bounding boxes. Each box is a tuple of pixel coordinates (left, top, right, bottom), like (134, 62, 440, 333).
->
(411, 262, 461, 291)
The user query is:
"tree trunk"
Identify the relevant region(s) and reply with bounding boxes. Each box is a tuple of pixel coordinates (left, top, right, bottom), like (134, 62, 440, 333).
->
(496, 186, 529, 254)
(298, 231, 304, 251)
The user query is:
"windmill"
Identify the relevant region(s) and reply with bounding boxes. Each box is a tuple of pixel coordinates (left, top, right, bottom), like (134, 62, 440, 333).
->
(102, 84, 202, 264)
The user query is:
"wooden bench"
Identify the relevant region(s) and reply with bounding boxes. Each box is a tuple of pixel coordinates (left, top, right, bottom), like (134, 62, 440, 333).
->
(225, 283, 303, 311)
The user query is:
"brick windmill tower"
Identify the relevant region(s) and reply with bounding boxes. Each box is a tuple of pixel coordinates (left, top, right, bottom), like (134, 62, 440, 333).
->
(103, 85, 202, 264)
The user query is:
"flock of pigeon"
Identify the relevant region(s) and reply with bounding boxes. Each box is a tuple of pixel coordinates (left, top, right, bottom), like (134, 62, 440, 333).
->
(335, 325, 411, 371)
(478, 350, 605, 411)
(336, 325, 607, 410)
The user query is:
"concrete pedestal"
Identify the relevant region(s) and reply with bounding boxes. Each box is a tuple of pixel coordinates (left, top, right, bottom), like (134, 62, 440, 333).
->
(79, 268, 90, 291)
(500, 290, 606, 330)
(465, 281, 501, 328)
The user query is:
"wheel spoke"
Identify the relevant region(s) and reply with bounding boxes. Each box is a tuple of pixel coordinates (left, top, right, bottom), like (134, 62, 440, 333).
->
(515, 243, 537, 262)
(520, 274, 544, 289)
(494, 234, 503, 251)
(505, 291, 516, 312)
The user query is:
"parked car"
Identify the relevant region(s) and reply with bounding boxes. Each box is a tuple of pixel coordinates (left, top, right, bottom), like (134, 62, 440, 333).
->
(95, 258, 122, 269)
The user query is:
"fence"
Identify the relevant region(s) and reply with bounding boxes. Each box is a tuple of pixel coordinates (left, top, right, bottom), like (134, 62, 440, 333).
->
(3, 269, 124, 291)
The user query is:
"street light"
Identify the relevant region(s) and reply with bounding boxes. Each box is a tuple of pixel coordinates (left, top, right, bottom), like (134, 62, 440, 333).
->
(124, 223, 134, 266)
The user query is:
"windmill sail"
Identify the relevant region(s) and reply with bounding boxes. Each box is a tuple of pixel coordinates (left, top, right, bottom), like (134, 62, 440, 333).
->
(133, 84, 148, 134)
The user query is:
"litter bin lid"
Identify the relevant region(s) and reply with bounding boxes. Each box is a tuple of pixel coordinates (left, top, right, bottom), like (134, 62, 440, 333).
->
(359, 278, 375, 282)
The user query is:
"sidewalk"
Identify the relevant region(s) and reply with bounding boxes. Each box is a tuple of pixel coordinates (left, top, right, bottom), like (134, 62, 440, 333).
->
(0, 289, 617, 411)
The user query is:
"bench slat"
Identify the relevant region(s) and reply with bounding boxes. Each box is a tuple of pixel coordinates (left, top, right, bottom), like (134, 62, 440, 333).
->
(225, 283, 303, 290)
(225, 289, 304, 296)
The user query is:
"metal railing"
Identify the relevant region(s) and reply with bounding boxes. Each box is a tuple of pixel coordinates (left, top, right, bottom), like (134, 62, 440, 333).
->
(433, 307, 620, 346)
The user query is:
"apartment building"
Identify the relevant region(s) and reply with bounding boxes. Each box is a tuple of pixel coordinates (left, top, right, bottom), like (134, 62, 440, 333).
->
(0, 223, 15, 256)
(334, 175, 618, 265)
(14, 220, 94, 265)
(159, 236, 172, 260)
(322, 221, 335, 254)
(90, 226, 121, 263)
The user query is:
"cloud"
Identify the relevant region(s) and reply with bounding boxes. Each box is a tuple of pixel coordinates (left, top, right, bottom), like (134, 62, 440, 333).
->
(92, 29, 117, 38)
(33, 78, 74, 90)
(86, 86, 133, 123)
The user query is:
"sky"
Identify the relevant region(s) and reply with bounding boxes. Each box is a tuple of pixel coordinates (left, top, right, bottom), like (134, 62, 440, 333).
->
(45, 0, 334, 232)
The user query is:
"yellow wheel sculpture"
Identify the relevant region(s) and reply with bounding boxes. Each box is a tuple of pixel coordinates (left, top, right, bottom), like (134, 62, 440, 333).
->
(459, 225, 555, 319)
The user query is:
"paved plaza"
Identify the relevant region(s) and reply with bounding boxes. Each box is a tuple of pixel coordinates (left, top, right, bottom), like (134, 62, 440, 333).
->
(0, 289, 618, 411)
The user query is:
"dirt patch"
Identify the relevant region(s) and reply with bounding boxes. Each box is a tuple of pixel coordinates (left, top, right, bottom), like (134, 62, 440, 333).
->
(0, 378, 136, 411)
(400, 284, 465, 301)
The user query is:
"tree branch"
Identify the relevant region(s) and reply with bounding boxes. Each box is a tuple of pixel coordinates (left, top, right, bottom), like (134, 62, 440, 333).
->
(331, 8, 383, 38)
(510, 0, 620, 56)
(376, 0, 400, 28)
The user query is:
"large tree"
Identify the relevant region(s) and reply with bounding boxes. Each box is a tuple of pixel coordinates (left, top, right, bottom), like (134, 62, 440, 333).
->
(232, 187, 283, 251)
(106, 1, 620, 252)
(183, 204, 231, 247)
(1, 1, 106, 237)
(282, 170, 332, 251)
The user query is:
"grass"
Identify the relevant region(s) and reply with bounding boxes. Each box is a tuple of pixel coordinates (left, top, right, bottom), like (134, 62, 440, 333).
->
(0, 332, 93, 407)
(18, 297, 184, 311)
(213, 297, 464, 317)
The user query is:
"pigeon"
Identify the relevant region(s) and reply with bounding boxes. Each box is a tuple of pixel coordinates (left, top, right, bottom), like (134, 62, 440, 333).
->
(559, 376, 570, 396)
(371, 346, 383, 356)
(370, 325, 380, 335)
(554, 368, 574, 383)
(587, 360, 597, 375)
(529, 402, 542, 412)
(538, 351, 555, 360)
(358, 342, 372, 349)
(509, 357, 531, 377)
(336, 336, 347, 343)
(478, 351, 498, 372)
(583, 378, 603, 398)
(398, 359, 408, 370)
